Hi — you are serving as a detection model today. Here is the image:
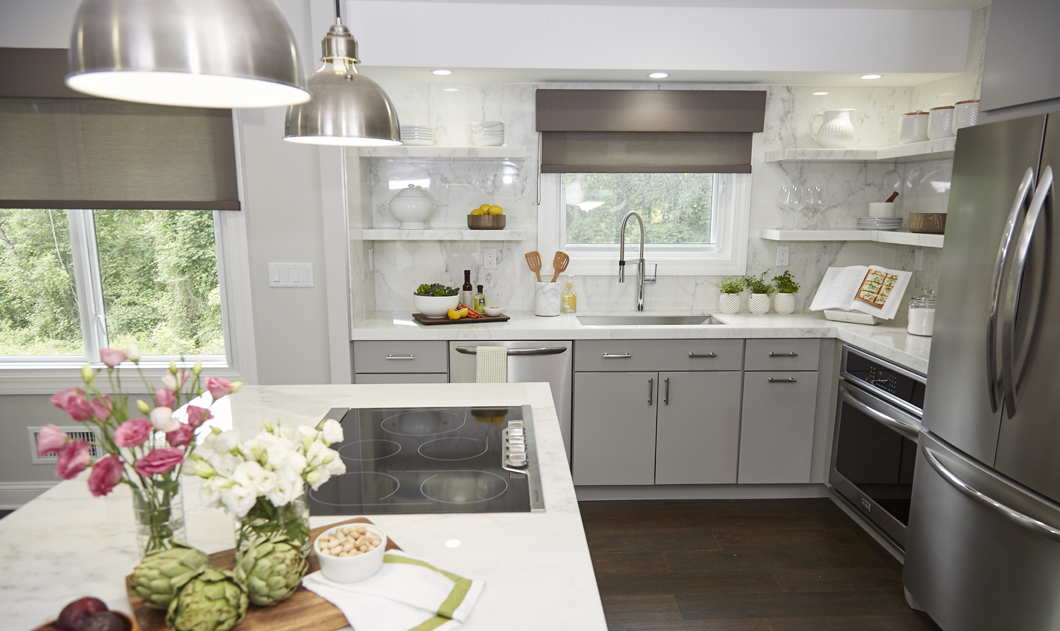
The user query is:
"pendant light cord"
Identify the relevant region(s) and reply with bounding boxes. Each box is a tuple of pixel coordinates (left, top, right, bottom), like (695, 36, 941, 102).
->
(334, 0, 342, 24)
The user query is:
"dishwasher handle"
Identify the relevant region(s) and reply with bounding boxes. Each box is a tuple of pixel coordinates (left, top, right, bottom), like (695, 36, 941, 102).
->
(454, 346, 568, 357)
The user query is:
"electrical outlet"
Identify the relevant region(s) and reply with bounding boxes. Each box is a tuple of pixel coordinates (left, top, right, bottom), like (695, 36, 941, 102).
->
(775, 245, 790, 267)
(914, 249, 924, 272)
(268, 263, 314, 287)
(483, 248, 498, 270)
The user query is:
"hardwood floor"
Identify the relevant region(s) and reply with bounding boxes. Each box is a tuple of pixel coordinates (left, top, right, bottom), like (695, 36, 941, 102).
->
(579, 498, 941, 631)
(0, 510, 12, 520)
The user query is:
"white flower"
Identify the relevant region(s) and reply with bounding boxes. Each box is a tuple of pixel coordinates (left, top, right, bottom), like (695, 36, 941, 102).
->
(321, 419, 344, 445)
(266, 472, 304, 507)
(149, 407, 179, 432)
(305, 440, 333, 468)
(232, 461, 278, 497)
(295, 425, 318, 448)
(219, 482, 257, 518)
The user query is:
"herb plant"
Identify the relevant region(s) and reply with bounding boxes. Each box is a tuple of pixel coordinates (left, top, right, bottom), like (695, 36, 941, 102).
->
(415, 283, 459, 297)
(744, 273, 775, 296)
(719, 276, 745, 294)
(773, 270, 800, 294)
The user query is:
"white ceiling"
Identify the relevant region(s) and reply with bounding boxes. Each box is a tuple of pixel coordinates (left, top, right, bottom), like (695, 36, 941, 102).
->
(355, 0, 990, 9)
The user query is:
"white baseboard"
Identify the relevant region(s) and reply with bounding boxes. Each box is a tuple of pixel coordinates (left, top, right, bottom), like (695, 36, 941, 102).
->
(575, 483, 829, 502)
(0, 482, 58, 509)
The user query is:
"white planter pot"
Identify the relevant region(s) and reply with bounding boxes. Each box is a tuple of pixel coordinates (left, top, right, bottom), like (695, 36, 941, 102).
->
(749, 293, 770, 315)
(774, 293, 795, 315)
(413, 294, 459, 318)
(719, 293, 740, 315)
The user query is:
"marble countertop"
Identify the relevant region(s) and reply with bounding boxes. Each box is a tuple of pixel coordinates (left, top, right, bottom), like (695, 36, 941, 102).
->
(352, 311, 931, 374)
(0, 384, 607, 631)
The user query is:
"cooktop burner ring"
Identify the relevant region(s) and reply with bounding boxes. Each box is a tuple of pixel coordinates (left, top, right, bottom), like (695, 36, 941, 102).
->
(308, 471, 401, 506)
(339, 439, 402, 462)
(380, 410, 467, 437)
(417, 436, 490, 461)
(419, 470, 509, 504)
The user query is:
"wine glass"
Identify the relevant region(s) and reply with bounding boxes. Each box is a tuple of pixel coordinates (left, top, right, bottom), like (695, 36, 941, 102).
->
(776, 186, 796, 229)
(805, 186, 827, 229)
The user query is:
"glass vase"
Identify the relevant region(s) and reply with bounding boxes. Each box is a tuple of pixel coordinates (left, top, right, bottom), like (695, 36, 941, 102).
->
(235, 493, 311, 555)
(133, 483, 186, 558)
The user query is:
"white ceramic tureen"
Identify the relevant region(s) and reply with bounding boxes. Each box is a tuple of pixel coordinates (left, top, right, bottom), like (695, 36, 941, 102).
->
(383, 184, 442, 229)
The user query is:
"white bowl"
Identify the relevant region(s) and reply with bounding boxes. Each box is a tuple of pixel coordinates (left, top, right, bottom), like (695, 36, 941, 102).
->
(414, 294, 460, 318)
(471, 136, 504, 147)
(314, 523, 388, 583)
(483, 306, 503, 317)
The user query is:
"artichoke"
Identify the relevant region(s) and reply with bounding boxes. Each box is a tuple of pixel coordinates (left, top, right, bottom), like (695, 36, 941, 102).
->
(234, 534, 309, 606)
(130, 541, 210, 609)
(166, 569, 248, 631)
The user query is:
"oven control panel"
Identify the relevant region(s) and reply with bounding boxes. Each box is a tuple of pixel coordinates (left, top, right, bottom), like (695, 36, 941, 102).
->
(841, 346, 927, 416)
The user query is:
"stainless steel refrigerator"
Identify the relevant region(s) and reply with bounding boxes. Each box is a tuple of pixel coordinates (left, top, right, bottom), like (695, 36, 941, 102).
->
(903, 112, 1060, 630)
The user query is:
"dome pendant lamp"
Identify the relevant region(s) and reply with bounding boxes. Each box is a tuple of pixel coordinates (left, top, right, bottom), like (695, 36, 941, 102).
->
(284, 0, 401, 146)
(66, 0, 310, 108)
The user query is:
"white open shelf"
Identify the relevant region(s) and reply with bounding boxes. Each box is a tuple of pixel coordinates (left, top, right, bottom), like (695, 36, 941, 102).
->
(359, 229, 528, 241)
(356, 146, 527, 160)
(763, 137, 955, 163)
(759, 229, 944, 248)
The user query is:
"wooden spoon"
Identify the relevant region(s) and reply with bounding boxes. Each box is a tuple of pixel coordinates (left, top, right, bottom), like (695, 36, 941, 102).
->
(550, 251, 570, 282)
(525, 251, 542, 282)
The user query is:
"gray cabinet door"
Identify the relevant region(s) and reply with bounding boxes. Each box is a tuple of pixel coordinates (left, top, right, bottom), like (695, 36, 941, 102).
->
(655, 371, 743, 485)
(572, 372, 658, 486)
(738, 371, 820, 484)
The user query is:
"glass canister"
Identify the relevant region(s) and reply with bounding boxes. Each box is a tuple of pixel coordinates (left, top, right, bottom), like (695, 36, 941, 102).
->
(907, 290, 936, 337)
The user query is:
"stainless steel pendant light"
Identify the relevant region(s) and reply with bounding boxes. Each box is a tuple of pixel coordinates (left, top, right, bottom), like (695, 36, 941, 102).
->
(66, 0, 310, 108)
(284, 0, 401, 146)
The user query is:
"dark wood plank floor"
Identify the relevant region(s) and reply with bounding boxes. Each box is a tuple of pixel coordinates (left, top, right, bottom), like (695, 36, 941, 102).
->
(0, 510, 11, 520)
(579, 498, 941, 631)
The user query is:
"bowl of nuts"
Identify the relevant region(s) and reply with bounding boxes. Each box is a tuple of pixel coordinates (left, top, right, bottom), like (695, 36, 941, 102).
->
(313, 523, 388, 583)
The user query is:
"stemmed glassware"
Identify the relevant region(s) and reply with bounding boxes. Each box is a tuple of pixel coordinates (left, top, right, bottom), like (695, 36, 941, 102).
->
(803, 186, 827, 230)
(776, 185, 800, 229)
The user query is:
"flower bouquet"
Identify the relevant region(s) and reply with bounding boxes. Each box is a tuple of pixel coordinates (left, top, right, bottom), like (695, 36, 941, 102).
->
(191, 419, 346, 553)
(43, 346, 240, 555)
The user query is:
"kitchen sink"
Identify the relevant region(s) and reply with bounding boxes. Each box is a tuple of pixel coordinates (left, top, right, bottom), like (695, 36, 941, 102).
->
(576, 315, 722, 326)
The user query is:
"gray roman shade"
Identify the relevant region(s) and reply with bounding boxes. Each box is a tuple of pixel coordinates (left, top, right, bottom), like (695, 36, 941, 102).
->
(536, 89, 766, 174)
(0, 48, 240, 210)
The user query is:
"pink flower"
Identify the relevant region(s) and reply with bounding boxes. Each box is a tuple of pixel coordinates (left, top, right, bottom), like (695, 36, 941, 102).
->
(114, 418, 152, 448)
(88, 455, 124, 497)
(51, 387, 94, 421)
(166, 423, 195, 447)
(36, 424, 69, 456)
(50, 387, 85, 410)
(149, 407, 179, 432)
(186, 405, 213, 429)
(55, 439, 91, 480)
(99, 348, 126, 368)
(134, 448, 185, 477)
(206, 377, 237, 400)
(155, 388, 176, 409)
(91, 395, 112, 421)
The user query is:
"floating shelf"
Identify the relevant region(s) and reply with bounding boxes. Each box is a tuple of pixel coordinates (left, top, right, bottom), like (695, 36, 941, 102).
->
(359, 229, 528, 241)
(355, 146, 527, 160)
(763, 138, 955, 163)
(759, 229, 944, 248)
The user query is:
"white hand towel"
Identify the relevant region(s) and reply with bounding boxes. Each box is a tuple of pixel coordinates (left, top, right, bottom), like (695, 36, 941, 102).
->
(302, 550, 485, 631)
(475, 346, 507, 383)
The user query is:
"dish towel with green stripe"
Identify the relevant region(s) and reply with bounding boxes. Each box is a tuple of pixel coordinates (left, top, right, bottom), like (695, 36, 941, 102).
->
(302, 550, 484, 631)
(475, 345, 507, 383)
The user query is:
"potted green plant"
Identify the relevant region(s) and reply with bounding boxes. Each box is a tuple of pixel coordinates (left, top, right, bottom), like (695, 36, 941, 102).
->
(718, 276, 744, 315)
(744, 273, 775, 315)
(772, 271, 800, 315)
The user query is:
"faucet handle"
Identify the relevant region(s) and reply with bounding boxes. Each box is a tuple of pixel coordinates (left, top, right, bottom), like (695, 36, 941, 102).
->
(645, 264, 658, 284)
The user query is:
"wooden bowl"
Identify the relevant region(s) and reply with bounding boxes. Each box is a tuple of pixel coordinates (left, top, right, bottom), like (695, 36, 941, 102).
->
(467, 215, 506, 230)
(35, 611, 141, 631)
(908, 213, 946, 234)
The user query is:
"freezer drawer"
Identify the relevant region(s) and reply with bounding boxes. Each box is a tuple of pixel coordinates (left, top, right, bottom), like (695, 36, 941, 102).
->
(904, 431, 1060, 631)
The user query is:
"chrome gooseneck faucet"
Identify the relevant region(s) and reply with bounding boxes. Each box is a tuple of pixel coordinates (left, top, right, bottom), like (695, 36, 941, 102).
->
(618, 211, 657, 311)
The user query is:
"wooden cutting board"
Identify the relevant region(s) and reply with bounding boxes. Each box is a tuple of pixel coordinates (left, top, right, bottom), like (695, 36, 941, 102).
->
(413, 312, 510, 325)
(126, 518, 401, 631)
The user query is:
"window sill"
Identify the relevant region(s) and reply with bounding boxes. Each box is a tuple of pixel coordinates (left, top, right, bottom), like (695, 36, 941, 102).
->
(0, 361, 245, 396)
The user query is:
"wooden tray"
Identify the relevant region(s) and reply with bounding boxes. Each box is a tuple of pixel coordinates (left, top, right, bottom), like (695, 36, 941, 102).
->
(126, 518, 401, 631)
(413, 312, 510, 325)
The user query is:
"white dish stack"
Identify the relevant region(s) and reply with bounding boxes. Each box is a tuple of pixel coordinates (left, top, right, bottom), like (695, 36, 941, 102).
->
(400, 125, 435, 146)
(857, 217, 903, 231)
(471, 121, 504, 146)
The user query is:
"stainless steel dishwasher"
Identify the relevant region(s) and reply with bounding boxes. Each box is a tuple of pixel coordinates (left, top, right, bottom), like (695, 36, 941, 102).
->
(449, 340, 573, 465)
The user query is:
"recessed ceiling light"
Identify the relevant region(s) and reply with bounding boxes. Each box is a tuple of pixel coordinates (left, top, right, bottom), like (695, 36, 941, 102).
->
(648, 72, 669, 79)
(813, 91, 829, 96)
(861, 74, 882, 80)
(445, 539, 461, 548)
(432, 69, 452, 76)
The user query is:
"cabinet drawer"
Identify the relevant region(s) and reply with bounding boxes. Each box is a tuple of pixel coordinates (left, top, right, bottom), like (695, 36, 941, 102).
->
(575, 339, 743, 372)
(353, 341, 448, 373)
(744, 339, 820, 371)
(355, 373, 448, 384)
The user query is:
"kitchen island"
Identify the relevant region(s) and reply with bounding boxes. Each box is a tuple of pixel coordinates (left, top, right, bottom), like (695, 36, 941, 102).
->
(0, 383, 606, 631)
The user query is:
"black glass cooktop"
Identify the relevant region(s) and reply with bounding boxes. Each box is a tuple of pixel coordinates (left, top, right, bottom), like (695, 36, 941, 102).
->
(308, 405, 540, 515)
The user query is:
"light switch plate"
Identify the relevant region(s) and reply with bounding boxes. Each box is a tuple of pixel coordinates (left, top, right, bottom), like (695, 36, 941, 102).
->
(268, 263, 314, 288)
(775, 245, 789, 267)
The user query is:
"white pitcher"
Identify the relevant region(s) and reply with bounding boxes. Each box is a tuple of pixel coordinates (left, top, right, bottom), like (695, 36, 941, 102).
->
(810, 109, 856, 149)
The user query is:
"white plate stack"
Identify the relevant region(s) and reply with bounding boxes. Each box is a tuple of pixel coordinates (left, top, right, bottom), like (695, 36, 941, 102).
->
(857, 217, 903, 231)
(400, 125, 435, 146)
(471, 121, 504, 146)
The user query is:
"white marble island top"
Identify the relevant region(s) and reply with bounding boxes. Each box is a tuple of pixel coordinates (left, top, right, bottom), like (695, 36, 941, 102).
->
(353, 311, 931, 374)
(0, 384, 607, 631)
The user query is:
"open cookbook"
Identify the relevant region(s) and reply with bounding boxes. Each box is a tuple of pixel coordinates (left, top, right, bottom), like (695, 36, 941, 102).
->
(809, 265, 912, 322)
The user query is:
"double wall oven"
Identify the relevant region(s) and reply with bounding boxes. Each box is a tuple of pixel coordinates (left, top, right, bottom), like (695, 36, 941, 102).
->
(830, 345, 926, 553)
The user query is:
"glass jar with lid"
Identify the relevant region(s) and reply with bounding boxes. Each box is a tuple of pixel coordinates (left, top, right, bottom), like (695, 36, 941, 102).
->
(907, 290, 936, 336)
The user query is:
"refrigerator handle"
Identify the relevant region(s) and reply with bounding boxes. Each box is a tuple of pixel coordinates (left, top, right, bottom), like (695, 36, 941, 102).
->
(924, 447, 1060, 544)
(987, 167, 1036, 414)
(1001, 166, 1054, 418)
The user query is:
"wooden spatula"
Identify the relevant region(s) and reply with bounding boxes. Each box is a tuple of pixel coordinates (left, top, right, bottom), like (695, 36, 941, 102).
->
(550, 251, 570, 282)
(525, 251, 542, 282)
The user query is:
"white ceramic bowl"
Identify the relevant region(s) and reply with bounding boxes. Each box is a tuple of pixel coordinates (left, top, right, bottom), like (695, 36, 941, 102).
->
(483, 306, 503, 317)
(314, 523, 388, 583)
(414, 294, 460, 318)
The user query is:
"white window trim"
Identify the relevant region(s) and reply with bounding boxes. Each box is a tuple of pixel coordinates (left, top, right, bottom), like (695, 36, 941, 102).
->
(537, 173, 752, 276)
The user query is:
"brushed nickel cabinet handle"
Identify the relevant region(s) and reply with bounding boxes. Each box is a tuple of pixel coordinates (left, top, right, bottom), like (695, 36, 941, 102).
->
(664, 378, 670, 405)
(603, 353, 632, 359)
(769, 351, 799, 357)
(386, 354, 415, 360)
(648, 378, 654, 405)
(689, 352, 717, 358)
(768, 377, 798, 383)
